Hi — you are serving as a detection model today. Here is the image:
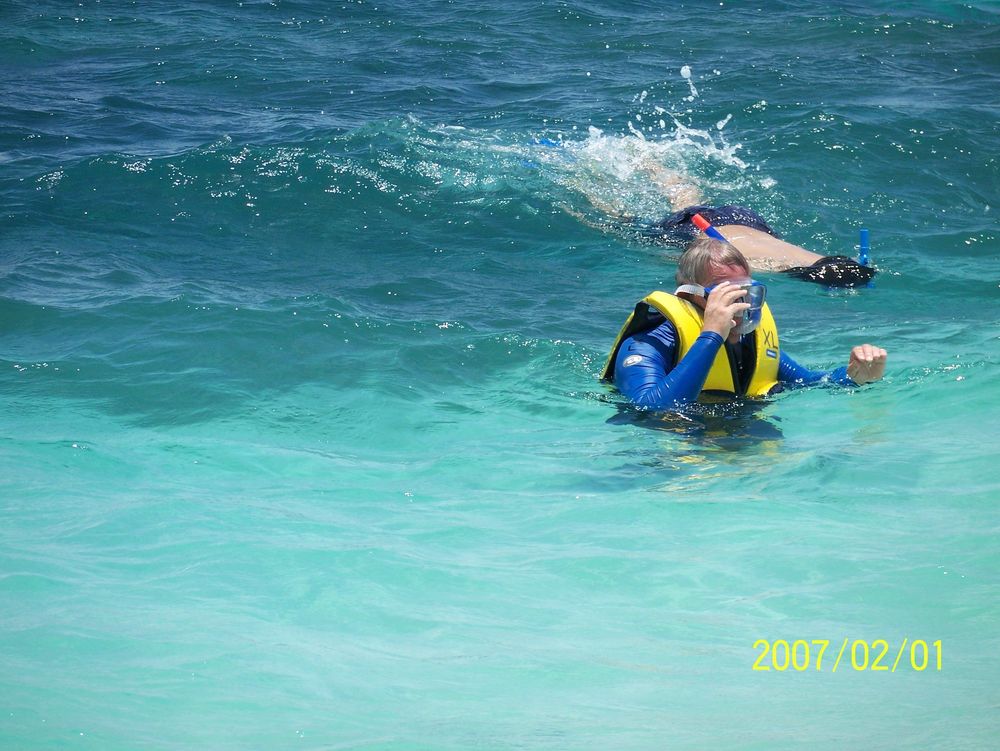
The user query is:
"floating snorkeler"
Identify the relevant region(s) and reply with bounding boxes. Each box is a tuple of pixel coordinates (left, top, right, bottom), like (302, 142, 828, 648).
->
(587, 160, 877, 288)
(603, 219, 887, 410)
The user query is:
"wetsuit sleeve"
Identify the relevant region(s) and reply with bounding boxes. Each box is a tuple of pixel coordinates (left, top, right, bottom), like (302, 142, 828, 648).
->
(614, 324, 725, 409)
(778, 351, 855, 387)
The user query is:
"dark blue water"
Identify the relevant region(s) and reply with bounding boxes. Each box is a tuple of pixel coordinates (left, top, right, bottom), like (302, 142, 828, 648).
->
(2, 2, 999, 749)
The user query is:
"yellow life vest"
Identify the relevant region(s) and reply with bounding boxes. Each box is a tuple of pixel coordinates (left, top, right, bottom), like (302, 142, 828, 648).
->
(602, 291, 780, 397)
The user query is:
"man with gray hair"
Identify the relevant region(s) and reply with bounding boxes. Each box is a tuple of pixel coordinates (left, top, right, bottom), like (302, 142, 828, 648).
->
(602, 238, 887, 409)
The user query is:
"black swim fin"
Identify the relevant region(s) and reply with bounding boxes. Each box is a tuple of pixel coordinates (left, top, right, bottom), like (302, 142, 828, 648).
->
(781, 255, 876, 287)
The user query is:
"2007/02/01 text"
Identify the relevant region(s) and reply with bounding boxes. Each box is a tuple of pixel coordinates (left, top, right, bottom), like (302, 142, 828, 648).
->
(753, 639, 942, 672)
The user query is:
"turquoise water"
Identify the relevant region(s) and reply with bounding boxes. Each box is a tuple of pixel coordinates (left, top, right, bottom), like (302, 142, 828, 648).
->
(2, 2, 999, 748)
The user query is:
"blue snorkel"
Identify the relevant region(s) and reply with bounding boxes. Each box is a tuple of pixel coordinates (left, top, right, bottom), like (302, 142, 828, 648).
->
(692, 212, 729, 242)
(858, 228, 870, 266)
(858, 228, 874, 288)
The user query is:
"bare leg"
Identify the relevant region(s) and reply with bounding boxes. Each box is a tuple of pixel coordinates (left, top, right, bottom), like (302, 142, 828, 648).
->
(715, 225, 824, 273)
(579, 192, 635, 222)
(641, 161, 703, 211)
(576, 161, 702, 220)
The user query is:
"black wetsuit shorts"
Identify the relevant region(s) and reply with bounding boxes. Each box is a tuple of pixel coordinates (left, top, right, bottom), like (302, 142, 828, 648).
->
(641, 204, 779, 245)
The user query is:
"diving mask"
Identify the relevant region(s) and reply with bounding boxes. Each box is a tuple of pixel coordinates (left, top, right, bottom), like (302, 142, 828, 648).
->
(675, 280, 767, 336)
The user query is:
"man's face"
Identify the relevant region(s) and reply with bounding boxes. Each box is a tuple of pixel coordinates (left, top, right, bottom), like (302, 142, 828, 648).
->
(698, 263, 754, 344)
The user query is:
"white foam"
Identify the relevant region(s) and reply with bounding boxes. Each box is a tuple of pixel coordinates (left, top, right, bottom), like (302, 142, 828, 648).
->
(541, 117, 752, 221)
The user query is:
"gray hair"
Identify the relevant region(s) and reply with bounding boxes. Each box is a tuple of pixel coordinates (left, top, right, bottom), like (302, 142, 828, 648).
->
(675, 237, 751, 286)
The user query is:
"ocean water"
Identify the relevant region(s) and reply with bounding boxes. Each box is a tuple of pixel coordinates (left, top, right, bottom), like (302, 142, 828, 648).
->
(2, 1, 999, 749)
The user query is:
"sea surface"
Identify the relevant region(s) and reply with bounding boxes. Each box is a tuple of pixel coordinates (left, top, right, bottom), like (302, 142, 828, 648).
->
(2, 2, 999, 749)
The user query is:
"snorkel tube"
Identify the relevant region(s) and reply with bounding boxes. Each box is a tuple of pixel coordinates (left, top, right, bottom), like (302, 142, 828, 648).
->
(858, 228, 874, 288)
(692, 212, 729, 242)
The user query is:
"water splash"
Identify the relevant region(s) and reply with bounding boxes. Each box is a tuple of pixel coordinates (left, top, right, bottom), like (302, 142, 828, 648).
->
(680, 65, 699, 100)
(533, 103, 757, 223)
(514, 67, 766, 225)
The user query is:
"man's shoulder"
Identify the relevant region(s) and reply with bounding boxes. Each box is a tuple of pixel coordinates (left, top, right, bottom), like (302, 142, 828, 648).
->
(622, 319, 679, 360)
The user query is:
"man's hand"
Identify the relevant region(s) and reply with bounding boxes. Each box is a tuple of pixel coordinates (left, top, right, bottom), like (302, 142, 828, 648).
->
(847, 344, 887, 384)
(701, 281, 751, 340)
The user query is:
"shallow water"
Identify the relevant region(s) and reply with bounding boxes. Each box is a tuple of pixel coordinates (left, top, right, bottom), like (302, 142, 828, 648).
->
(2, 2, 999, 749)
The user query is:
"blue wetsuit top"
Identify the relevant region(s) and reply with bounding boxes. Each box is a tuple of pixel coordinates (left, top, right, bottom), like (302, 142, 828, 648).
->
(614, 320, 854, 410)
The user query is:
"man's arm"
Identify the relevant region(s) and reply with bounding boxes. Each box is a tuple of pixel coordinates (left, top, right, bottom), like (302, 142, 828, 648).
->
(779, 345, 887, 387)
(778, 351, 853, 387)
(614, 325, 725, 409)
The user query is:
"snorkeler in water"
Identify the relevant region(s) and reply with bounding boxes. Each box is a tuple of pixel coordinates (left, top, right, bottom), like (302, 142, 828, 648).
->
(642, 204, 876, 287)
(603, 237, 887, 410)
(589, 162, 877, 288)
